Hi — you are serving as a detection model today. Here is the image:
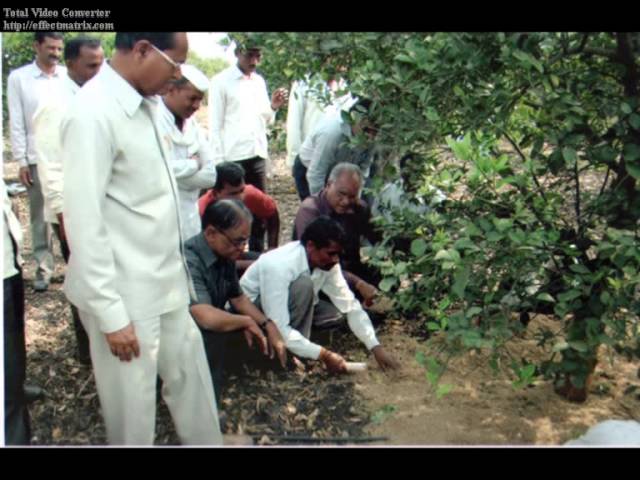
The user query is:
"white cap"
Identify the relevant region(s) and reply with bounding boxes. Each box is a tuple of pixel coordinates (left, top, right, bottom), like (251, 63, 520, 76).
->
(180, 64, 209, 93)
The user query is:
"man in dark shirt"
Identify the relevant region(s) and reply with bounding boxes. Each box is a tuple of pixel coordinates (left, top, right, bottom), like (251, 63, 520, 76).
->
(293, 162, 381, 305)
(185, 199, 285, 400)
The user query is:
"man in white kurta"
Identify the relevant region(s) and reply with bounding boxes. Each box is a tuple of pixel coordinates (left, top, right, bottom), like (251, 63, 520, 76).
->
(208, 44, 287, 250)
(61, 33, 221, 446)
(159, 64, 216, 240)
(208, 44, 288, 191)
(7, 32, 66, 291)
(33, 36, 105, 364)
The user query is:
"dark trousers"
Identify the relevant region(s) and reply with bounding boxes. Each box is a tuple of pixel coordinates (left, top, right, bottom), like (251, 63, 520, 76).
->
(237, 156, 267, 193)
(52, 223, 90, 361)
(237, 156, 268, 251)
(292, 155, 310, 201)
(4, 272, 31, 445)
(200, 329, 229, 405)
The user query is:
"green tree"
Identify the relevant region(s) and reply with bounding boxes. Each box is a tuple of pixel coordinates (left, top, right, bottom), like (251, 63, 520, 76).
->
(230, 32, 640, 402)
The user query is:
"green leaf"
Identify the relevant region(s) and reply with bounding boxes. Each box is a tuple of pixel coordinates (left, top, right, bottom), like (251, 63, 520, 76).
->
(426, 108, 439, 122)
(395, 54, 414, 64)
(415, 351, 426, 366)
(626, 163, 640, 181)
(562, 147, 578, 164)
(536, 293, 556, 303)
(426, 321, 441, 331)
(436, 384, 453, 399)
(411, 238, 428, 257)
(552, 341, 569, 352)
(452, 267, 470, 299)
(465, 306, 482, 318)
(569, 264, 591, 275)
(624, 144, 640, 162)
(629, 114, 640, 130)
(621, 102, 632, 115)
(568, 340, 588, 353)
(378, 277, 396, 293)
(557, 289, 582, 303)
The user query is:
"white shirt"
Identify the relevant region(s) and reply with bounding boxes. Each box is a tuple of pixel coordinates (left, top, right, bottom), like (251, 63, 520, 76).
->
(8, 61, 67, 167)
(240, 241, 380, 360)
(3, 183, 24, 279)
(157, 99, 216, 240)
(286, 76, 353, 167)
(61, 63, 191, 334)
(208, 65, 275, 163)
(33, 73, 80, 224)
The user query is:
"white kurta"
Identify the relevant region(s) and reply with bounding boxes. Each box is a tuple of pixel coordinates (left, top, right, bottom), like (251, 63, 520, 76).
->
(157, 99, 216, 241)
(33, 73, 80, 224)
(61, 62, 220, 446)
(208, 65, 275, 163)
(7, 61, 67, 167)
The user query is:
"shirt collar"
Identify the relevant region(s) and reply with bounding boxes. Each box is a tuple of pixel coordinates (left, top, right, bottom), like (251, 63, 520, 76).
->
(101, 62, 145, 118)
(193, 232, 219, 269)
(64, 72, 80, 95)
(30, 60, 64, 79)
(232, 64, 255, 80)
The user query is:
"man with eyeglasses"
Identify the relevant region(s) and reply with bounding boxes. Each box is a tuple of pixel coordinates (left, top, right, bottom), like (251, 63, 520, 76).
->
(60, 32, 222, 446)
(185, 199, 286, 403)
(293, 163, 382, 306)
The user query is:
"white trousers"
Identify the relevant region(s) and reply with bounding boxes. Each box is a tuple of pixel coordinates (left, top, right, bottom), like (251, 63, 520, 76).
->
(80, 306, 222, 446)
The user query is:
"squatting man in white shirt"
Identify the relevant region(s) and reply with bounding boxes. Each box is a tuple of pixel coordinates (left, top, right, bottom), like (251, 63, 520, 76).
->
(240, 216, 400, 373)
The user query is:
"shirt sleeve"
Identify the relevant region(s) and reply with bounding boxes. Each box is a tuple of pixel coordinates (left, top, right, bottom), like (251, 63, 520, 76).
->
(259, 76, 276, 126)
(208, 76, 225, 163)
(173, 124, 217, 191)
(321, 264, 380, 351)
(251, 259, 323, 360)
(293, 199, 320, 240)
(7, 71, 28, 167)
(33, 101, 65, 217)
(185, 248, 213, 306)
(61, 102, 132, 334)
(243, 185, 277, 220)
(286, 81, 304, 167)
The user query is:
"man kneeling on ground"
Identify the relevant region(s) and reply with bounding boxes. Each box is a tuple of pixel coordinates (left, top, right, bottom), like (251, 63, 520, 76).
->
(240, 216, 399, 373)
(186, 199, 286, 401)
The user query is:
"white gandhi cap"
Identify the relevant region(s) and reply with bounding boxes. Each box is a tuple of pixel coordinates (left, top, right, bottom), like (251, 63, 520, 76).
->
(180, 64, 209, 93)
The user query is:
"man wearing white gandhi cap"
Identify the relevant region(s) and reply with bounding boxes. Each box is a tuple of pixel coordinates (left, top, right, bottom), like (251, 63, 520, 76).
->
(159, 64, 217, 240)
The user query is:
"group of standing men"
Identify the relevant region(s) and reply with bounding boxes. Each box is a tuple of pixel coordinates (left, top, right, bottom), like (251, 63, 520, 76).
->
(4, 32, 399, 447)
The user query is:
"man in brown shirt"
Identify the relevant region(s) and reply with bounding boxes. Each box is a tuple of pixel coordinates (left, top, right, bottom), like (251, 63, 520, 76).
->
(293, 162, 381, 305)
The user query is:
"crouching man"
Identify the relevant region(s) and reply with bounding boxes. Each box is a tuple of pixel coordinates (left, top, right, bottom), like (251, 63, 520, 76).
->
(240, 216, 399, 373)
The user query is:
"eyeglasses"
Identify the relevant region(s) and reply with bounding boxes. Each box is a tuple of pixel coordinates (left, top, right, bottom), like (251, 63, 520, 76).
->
(150, 44, 181, 71)
(219, 229, 249, 249)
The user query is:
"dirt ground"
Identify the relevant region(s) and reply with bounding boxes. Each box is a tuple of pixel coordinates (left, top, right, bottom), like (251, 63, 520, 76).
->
(4, 152, 640, 447)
